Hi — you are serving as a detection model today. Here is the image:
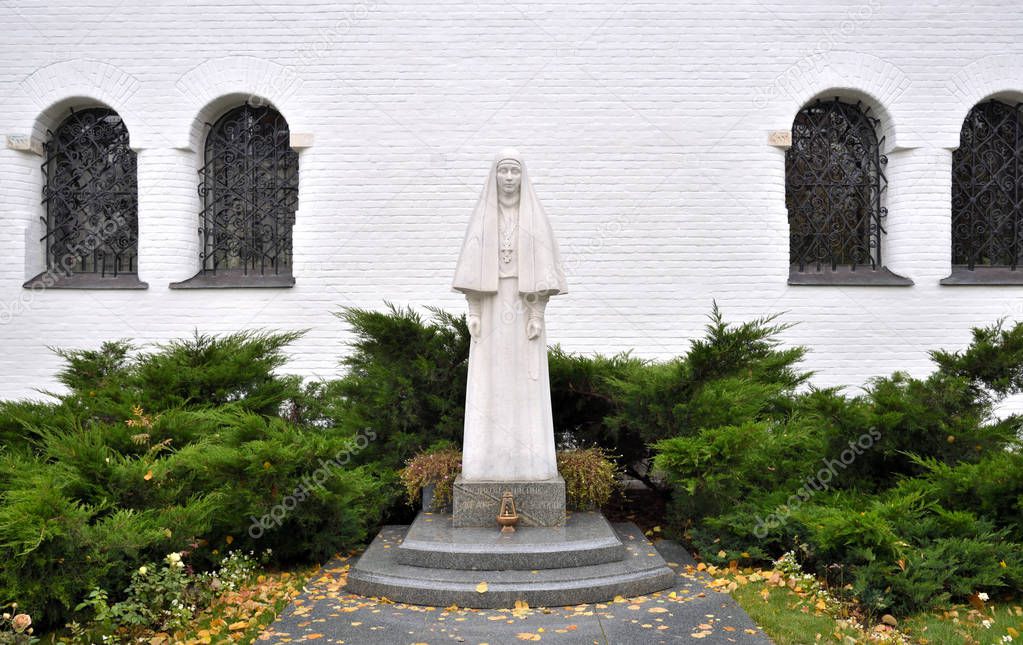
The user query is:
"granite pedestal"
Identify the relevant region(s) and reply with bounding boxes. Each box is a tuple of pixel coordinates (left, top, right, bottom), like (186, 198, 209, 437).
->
(346, 512, 675, 608)
(452, 474, 566, 527)
(397, 510, 624, 570)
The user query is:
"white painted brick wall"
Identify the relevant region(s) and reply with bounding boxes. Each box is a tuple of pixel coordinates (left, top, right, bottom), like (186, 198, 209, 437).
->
(2, 0, 1023, 406)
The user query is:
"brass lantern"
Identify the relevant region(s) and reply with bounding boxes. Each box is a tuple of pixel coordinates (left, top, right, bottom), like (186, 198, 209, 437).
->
(496, 491, 520, 533)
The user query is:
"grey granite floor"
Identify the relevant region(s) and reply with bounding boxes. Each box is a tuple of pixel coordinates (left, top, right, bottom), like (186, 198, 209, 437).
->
(258, 539, 772, 644)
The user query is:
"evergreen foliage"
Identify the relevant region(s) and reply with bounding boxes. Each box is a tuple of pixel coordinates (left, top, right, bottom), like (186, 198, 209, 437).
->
(2, 305, 1023, 624)
(321, 304, 470, 470)
(651, 316, 1023, 615)
(606, 303, 808, 447)
(321, 302, 1023, 614)
(0, 332, 389, 630)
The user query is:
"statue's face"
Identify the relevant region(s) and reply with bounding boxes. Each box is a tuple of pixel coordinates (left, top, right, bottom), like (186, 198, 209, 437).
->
(496, 162, 522, 197)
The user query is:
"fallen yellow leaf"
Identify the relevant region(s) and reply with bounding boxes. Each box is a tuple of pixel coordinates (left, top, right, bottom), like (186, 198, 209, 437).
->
(476, 581, 489, 593)
(516, 633, 541, 641)
(144, 470, 153, 481)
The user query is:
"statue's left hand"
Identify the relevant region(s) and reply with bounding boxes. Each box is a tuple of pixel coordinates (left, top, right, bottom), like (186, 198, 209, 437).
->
(526, 318, 543, 340)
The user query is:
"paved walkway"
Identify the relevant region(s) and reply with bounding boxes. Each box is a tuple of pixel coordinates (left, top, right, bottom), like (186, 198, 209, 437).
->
(258, 540, 772, 645)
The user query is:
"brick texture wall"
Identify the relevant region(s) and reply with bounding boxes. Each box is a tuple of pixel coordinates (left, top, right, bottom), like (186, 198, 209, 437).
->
(2, 0, 1023, 404)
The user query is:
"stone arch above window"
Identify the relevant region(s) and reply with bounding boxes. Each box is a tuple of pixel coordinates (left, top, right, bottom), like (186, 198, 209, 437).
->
(171, 102, 298, 288)
(24, 106, 146, 289)
(942, 99, 1023, 285)
(785, 97, 911, 286)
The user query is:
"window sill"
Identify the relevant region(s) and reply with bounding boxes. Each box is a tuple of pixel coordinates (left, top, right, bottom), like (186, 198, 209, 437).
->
(788, 266, 914, 286)
(23, 271, 148, 290)
(941, 267, 1023, 285)
(169, 270, 295, 289)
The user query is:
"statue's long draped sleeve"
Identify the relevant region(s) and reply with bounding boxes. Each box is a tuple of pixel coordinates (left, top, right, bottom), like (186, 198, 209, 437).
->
(453, 150, 566, 482)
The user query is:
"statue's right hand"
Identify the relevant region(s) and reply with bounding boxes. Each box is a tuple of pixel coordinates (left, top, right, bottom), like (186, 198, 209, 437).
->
(468, 314, 481, 339)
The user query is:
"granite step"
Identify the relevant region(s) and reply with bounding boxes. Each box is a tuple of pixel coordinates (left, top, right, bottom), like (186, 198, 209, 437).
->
(395, 510, 626, 570)
(347, 522, 675, 608)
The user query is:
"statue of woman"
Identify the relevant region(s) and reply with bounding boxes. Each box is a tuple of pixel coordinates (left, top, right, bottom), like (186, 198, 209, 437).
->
(453, 149, 568, 482)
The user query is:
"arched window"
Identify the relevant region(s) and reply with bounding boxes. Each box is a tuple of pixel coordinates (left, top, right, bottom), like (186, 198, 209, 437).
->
(27, 107, 143, 288)
(175, 103, 298, 287)
(945, 100, 1023, 284)
(786, 98, 910, 285)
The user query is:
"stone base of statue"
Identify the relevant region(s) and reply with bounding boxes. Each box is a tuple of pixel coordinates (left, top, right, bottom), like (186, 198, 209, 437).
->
(345, 510, 675, 608)
(451, 475, 566, 528)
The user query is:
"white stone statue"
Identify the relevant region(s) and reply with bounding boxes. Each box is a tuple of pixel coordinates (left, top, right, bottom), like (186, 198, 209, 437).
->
(453, 149, 568, 482)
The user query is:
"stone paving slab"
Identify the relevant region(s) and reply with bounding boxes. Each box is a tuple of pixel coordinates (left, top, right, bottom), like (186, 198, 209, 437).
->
(259, 538, 772, 644)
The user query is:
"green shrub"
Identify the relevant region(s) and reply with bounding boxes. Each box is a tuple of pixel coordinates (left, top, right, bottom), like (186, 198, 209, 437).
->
(322, 305, 470, 471)
(819, 372, 1018, 489)
(0, 453, 215, 629)
(556, 447, 621, 511)
(547, 348, 647, 465)
(0, 401, 67, 455)
(650, 316, 1023, 614)
(399, 445, 463, 511)
(52, 332, 305, 420)
(897, 449, 1023, 540)
(653, 419, 825, 525)
(606, 304, 808, 448)
(158, 409, 390, 564)
(0, 332, 393, 630)
(5, 304, 1023, 624)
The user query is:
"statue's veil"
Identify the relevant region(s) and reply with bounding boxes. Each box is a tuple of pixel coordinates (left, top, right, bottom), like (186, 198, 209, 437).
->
(452, 149, 568, 296)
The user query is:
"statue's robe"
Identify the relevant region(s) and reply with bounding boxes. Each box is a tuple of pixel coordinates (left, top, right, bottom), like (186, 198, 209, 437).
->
(452, 151, 567, 481)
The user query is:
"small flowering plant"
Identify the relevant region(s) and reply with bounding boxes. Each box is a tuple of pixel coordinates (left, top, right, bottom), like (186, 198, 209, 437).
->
(198, 549, 270, 595)
(76, 552, 194, 636)
(0, 605, 37, 645)
(74, 548, 273, 641)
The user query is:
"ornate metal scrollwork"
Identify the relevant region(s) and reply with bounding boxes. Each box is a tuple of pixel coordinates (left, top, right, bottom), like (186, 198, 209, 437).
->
(41, 108, 138, 277)
(951, 100, 1023, 270)
(786, 98, 888, 273)
(198, 104, 298, 277)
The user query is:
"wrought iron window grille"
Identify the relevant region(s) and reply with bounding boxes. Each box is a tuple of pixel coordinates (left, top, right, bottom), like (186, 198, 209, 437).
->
(786, 98, 908, 285)
(26, 107, 144, 289)
(174, 103, 298, 288)
(943, 100, 1023, 285)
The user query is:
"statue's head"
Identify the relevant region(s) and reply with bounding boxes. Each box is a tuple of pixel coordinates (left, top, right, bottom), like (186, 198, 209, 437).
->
(494, 149, 523, 199)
